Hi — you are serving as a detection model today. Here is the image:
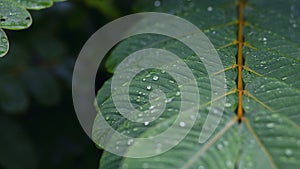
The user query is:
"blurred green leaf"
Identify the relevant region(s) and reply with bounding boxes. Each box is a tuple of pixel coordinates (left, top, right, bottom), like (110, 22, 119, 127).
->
(21, 68, 61, 106)
(32, 33, 66, 63)
(85, 0, 120, 19)
(0, 75, 28, 113)
(0, 115, 37, 169)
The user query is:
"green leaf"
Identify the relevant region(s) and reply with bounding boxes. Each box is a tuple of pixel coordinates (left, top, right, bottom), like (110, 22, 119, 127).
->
(0, 0, 32, 30)
(0, 28, 8, 57)
(93, 0, 300, 169)
(0, 115, 37, 169)
(13, 0, 53, 10)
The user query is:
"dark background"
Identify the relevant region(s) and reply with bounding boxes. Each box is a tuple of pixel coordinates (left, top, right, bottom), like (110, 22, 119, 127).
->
(0, 1, 135, 168)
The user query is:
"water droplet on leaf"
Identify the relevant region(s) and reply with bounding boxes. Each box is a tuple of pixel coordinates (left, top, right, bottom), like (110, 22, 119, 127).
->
(285, 149, 293, 156)
(266, 123, 275, 128)
(198, 166, 205, 169)
(217, 143, 223, 150)
(179, 121, 186, 127)
(154, 0, 161, 7)
(225, 103, 231, 107)
(146, 86, 152, 90)
(207, 6, 213, 12)
(1, 37, 7, 43)
(127, 139, 134, 145)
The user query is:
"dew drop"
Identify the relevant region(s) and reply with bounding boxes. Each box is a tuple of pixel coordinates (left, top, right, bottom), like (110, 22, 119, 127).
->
(127, 139, 134, 145)
(154, 0, 161, 7)
(153, 75, 159, 81)
(271, 114, 279, 118)
(224, 103, 231, 107)
(169, 80, 175, 84)
(198, 166, 205, 169)
(142, 78, 146, 81)
(217, 143, 223, 150)
(207, 6, 213, 12)
(266, 123, 275, 128)
(1, 37, 7, 43)
(285, 149, 293, 156)
(179, 121, 186, 127)
(175, 91, 181, 96)
(260, 60, 266, 64)
(211, 108, 219, 114)
(165, 97, 173, 103)
(146, 85, 152, 90)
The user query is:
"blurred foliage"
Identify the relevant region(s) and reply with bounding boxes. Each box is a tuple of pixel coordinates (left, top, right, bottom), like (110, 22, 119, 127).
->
(84, 0, 121, 19)
(0, 0, 136, 168)
(84, 0, 134, 19)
